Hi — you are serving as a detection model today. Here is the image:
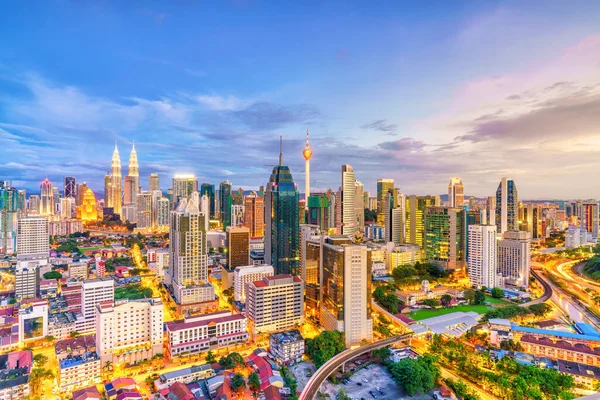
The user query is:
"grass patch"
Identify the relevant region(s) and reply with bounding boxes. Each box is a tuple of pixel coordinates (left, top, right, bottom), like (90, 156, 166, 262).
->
(485, 295, 509, 304)
(115, 284, 153, 300)
(409, 304, 493, 320)
(79, 246, 104, 251)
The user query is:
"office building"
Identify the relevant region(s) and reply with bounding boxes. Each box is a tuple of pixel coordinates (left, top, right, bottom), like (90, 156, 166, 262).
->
(264, 138, 300, 276)
(243, 191, 264, 238)
(127, 142, 139, 202)
(355, 180, 365, 233)
(0, 183, 19, 255)
(156, 197, 169, 229)
(136, 191, 152, 229)
(233, 264, 274, 303)
(81, 278, 115, 332)
(64, 176, 76, 199)
(519, 203, 544, 240)
(165, 311, 249, 359)
(405, 195, 439, 248)
(28, 195, 40, 214)
(384, 190, 405, 245)
(246, 274, 304, 336)
(200, 183, 216, 218)
(424, 207, 465, 270)
(467, 225, 498, 288)
(168, 193, 215, 305)
(95, 298, 163, 366)
(377, 179, 394, 225)
(219, 180, 233, 229)
(172, 175, 198, 207)
(121, 204, 137, 224)
(307, 195, 330, 232)
(581, 202, 599, 238)
(60, 197, 75, 219)
(320, 237, 373, 347)
(388, 244, 424, 270)
(269, 330, 305, 364)
(226, 226, 250, 268)
(15, 266, 39, 300)
(17, 216, 49, 261)
(496, 177, 518, 235)
(40, 178, 54, 216)
(448, 177, 464, 208)
(123, 176, 137, 206)
(149, 173, 160, 192)
(498, 230, 531, 289)
(107, 144, 123, 216)
(340, 164, 357, 236)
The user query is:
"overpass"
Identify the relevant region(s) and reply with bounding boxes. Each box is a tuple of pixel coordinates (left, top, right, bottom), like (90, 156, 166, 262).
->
(299, 333, 413, 400)
(522, 269, 552, 306)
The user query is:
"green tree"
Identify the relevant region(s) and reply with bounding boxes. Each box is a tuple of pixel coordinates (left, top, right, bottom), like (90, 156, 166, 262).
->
(43, 271, 62, 280)
(230, 373, 246, 392)
(389, 355, 439, 396)
(491, 287, 504, 299)
(336, 388, 351, 400)
(219, 355, 236, 370)
(33, 354, 48, 367)
(423, 298, 440, 308)
(463, 289, 475, 304)
(228, 352, 246, 367)
(206, 350, 216, 364)
(372, 347, 391, 364)
(306, 330, 346, 368)
(70, 331, 81, 338)
(248, 372, 261, 393)
(473, 290, 486, 305)
(440, 294, 452, 307)
(528, 303, 552, 318)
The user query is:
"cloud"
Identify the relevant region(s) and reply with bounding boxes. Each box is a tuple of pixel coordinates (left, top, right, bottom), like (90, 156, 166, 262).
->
(184, 68, 208, 78)
(231, 102, 321, 130)
(361, 119, 398, 133)
(195, 94, 247, 111)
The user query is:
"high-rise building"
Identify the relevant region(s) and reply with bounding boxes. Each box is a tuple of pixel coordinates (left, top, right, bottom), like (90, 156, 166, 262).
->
(0, 184, 19, 255)
(109, 144, 123, 216)
(580, 202, 598, 238)
(15, 266, 39, 300)
(149, 173, 160, 192)
(17, 189, 27, 213)
(226, 226, 250, 268)
(128, 142, 139, 199)
(219, 181, 232, 229)
(96, 298, 163, 366)
(482, 196, 496, 226)
(405, 195, 439, 248)
(355, 180, 365, 233)
(302, 130, 313, 207)
(377, 179, 394, 225)
(424, 207, 465, 270)
(28, 195, 40, 214)
(75, 183, 87, 206)
(495, 177, 518, 235)
(243, 192, 264, 238)
(448, 177, 464, 208)
(467, 225, 498, 288)
(246, 275, 304, 336)
(384, 189, 405, 245)
(40, 178, 54, 216)
(307, 195, 330, 232)
(320, 236, 373, 347)
(303, 235, 321, 322)
(77, 188, 98, 222)
(136, 192, 153, 229)
(519, 203, 545, 239)
(498, 230, 530, 289)
(81, 277, 115, 333)
(124, 176, 137, 206)
(156, 198, 169, 229)
(172, 175, 198, 207)
(17, 216, 49, 261)
(200, 183, 216, 219)
(60, 197, 75, 219)
(64, 177, 76, 199)
(168, 193, 215, 305)
(233, 264, 274, 303)
(341, 165, 357, 236)
(264, 137, 300, 276)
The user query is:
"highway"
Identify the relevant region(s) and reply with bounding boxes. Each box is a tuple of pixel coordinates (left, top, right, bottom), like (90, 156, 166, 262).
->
(299, 334, 412, 400)
(523, 268, 552, 306)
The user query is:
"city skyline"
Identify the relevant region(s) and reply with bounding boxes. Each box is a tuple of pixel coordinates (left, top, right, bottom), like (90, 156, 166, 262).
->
(2, 2, 600, 198)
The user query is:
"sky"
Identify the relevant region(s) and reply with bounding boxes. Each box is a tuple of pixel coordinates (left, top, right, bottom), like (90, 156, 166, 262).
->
(2, 1, 600, 200)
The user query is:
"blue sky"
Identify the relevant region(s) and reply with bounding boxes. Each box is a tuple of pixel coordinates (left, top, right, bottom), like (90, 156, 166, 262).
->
(2, 1, 600, 199)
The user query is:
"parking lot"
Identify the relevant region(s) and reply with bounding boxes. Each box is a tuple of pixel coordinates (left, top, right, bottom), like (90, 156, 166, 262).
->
(318, 363, 433, 400)
(288, 360, 316, 392)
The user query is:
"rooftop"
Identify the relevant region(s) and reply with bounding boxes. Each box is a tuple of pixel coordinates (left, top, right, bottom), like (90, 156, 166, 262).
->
(512, 324, 600, 342)
(270, 329, 304, 344)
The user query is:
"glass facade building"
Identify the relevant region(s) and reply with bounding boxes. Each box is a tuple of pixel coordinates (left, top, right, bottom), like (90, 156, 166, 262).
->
(200, 183, 216, 218)
(219, 181, 232, 229)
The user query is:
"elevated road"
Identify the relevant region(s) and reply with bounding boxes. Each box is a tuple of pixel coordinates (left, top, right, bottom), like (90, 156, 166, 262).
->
(299, 334, 413, 400)
(523, 269, 552, 306)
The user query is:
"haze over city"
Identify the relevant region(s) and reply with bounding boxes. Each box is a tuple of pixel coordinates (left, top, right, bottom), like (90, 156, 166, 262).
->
(2, 1, 600, 198)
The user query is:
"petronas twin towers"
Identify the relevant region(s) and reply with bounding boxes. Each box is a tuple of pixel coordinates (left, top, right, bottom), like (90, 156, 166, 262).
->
(105, 142, 138, 216)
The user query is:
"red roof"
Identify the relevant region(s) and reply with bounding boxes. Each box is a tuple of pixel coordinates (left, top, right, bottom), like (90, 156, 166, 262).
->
(166, 313, 245, 332)
(72, 386, 101, 400)
(263, 385, 282, 400)
(165, 382, 195, 400)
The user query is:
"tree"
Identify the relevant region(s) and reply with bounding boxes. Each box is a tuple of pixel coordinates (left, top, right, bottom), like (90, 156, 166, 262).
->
(206, 350, 216, 364)
(473, 290, 486, 305)
(33, 354, 48, 367)
(389, 355, 439, 396)
(44, 335, 55, 344)
(230, 373, 246, 392)
(372, 347, 391, 364)
(248, 372, 261, 393)
(440, 294, 452, 307)
(463, 289, 475, 304)
(228, 352, 245, 367)
(423, 299, 440, 308)
(306, 330, 346, 368)
(29, 368, 54, 395)
(43, 271, 62, 280)
(491, 287, 504, 299)
(70, 331, 81, 338)
(219, 355, 236, 370)
(336, 388, 351, 400)
(528, 303, 552, 318)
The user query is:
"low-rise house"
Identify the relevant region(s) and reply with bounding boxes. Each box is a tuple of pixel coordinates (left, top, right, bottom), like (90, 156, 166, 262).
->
(269, 330, 305, 364)
(55, 334, 101, 393)
(154, 364, 214, 390)
(0, 350, 33, 400)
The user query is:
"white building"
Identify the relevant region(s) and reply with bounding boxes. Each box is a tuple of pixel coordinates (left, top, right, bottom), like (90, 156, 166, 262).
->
(269, 329, 305, 364)
(81, 278, 114, 333)
(18, 299, 49, 343)
(16, 216, 49, 261)
(15, 265, 39, 300)
(246, 275, 304, 336)
(341, 164, 357, 236)
(498, 230, 531, 289)
(136, 192, 153, 229)
(565, 226, 589, 248)
(233, 264, 274, 303)
(122, 204, 137, 224)
(68, 262, 88, 280)
(165, 310, 249, 359)
(388, 244, 424, 271)
(95, 298, 163, 366)
(467, 225, 498, 288)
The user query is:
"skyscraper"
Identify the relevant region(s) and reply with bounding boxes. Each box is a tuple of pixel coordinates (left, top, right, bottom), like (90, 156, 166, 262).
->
(307, 194, 330, 232)
(226, 226, 250, 268)
(302, 130, 312, 207)
(128, 142, 139, 193)
(219, 181, 232, 229)
(136, 192, 152, 229)
(64, 177, 76, 199)
(109, 144, 123, 216)
(0, 183, 19, 255)
(498, 230, 531, 289)
(495, 177, 518, 235)
(405, 195, 439, 248)
(200, 183, 216, 218)
(448, 177, 464, 208)
(377, 179, 394, 225)
(341, 165, 357, 236)
(149, 173, 160, 192)
(264, 136, 300, 276)
(172, 175, 198, 206)
(243, 191, 264, 238)
(424, 207, 465, 270)
(124, 176, 136, 206)
(467, 224, 498, 288)
(354, 180, 365, 233)
(77, 188, 98, 222)
(40, 178, 54, 216)
(17, 216, 49, 262)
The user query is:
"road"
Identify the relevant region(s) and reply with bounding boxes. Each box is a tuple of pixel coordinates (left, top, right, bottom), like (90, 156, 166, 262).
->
(439, 365, 497, 400)
(299, 334, 412, 400)
(522, 269, 552, 306)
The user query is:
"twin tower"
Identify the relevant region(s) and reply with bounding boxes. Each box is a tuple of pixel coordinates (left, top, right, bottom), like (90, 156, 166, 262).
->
(105, 142, 138, 216)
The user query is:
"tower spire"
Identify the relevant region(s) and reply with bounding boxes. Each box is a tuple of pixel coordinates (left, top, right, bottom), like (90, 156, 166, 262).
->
(306, 129, 309, 146)
(279, 134, 283, 166)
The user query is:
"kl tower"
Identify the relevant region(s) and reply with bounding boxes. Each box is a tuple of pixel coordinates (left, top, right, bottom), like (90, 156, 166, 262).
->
(302, 130, 313, 208)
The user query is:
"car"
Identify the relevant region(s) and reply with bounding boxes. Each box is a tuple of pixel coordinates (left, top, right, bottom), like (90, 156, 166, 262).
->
(357, 382, 363, 386)
(369, 391, 377, 399)
(362, 378, 369, 383)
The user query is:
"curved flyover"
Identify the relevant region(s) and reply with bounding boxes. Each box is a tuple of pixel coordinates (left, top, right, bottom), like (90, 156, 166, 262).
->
(523, 269, 552, 305)
(299, 333, 413, 400)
